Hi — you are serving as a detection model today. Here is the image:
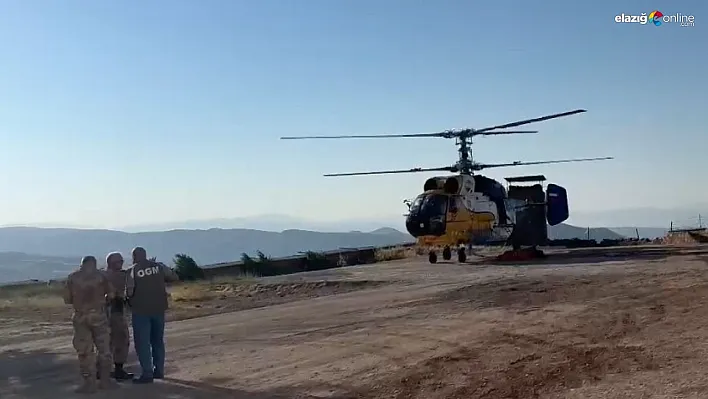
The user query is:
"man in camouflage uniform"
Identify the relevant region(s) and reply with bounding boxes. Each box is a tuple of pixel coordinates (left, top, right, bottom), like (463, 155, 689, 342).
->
(63, 255, 120, 393)
(95, 252, 134, 381)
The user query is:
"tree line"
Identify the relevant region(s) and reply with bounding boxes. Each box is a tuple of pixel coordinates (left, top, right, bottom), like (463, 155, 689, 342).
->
(170, 250, 353, 281)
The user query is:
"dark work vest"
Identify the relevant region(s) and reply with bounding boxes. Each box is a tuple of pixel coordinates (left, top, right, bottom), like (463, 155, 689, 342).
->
(129, 261, 169, 316)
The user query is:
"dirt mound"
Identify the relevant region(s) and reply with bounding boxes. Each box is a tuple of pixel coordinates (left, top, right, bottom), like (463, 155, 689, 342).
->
(663, 229, 708, 245)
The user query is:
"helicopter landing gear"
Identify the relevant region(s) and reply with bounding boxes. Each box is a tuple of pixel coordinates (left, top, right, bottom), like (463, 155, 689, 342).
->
(428, 246, 465, 264)
(442, 246, 452, 261)
(457, 247, 467, 263)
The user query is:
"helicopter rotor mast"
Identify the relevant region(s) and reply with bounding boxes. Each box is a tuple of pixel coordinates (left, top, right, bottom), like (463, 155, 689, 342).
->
(280, 109, 612, 177)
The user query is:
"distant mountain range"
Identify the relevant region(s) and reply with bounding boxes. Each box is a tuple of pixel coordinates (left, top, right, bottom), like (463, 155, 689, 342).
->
(114, 213, 674, 239)
(0, 226, 415, 284)
(115, 214, 402, 233)
(549, 224, 621, 241)
(0, 221, 669, 284)
(0, 252, 78, 284)
(568, 205, 706, 231)
(605, 227, 669, 240)
(549, 225, 668, 241)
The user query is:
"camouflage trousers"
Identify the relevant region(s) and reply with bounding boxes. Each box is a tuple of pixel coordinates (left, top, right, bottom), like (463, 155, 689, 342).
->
(72, 309, 113, 379)
(95, 311, 130, 367)
(109, 312, 130, 364)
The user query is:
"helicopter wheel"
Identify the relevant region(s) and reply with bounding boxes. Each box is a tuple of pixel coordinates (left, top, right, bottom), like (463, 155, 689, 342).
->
(457, 247, 467, 263)
(428, 251, 438, 264)
(442, 246, 452, 261)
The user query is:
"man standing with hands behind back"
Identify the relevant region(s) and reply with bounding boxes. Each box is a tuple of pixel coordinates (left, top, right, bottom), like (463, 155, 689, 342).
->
(101, 252, 134, 381)
(125, 247, 179, 384)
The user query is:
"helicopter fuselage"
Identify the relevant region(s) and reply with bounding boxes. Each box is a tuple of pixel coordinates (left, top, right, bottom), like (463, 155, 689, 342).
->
(405, 173, 572, 258)
(404, 174, 512, 247)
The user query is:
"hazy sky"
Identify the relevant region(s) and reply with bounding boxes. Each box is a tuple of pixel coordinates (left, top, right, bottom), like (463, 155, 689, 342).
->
(0, 0, 705, 229)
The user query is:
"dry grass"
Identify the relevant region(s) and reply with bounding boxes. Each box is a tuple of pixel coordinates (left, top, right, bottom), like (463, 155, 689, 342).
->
(167, 277, 387, 321)
(0, 270, 387, 343)
(374, 246, 418, 262)
(0, 275, 257, 308)
(0, 282, 71, 334)
(169, 274, 256, 303)
(0, 281, 66, 310)
(0, 246, 410, 310)
(0, 249, 400, 324)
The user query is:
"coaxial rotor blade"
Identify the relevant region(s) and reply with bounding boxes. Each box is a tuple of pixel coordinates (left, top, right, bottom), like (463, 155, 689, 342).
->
(323, 166, 457, 177)
(280, 132, 448, 140)
(474, 156, 613, 170)
(473, 130, 538, 136)
(474, 109, 586, 133)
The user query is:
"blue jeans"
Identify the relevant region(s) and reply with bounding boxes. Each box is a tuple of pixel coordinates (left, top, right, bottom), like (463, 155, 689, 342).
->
(131, 313, 165, 378)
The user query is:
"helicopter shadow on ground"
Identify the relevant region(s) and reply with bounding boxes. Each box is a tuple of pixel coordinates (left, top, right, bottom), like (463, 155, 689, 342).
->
(0, 347, 310, 399)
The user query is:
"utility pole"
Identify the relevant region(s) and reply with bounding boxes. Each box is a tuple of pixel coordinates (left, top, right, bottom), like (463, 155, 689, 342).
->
(670, 221, 673, 232)
(635, 228, 640, 240)
(586, 227, 590, 240)
(699, 214, 703, 229)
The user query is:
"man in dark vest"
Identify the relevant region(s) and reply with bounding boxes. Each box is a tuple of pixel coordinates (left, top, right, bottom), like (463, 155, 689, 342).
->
(125, 247, 179, 384)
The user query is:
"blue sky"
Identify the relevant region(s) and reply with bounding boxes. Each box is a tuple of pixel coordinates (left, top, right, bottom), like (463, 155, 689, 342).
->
(0, 0, 705, 229)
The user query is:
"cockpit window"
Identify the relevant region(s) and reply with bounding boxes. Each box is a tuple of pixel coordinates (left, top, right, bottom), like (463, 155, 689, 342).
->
(422, 194, 447, 216)
(410, 194, 425, 212)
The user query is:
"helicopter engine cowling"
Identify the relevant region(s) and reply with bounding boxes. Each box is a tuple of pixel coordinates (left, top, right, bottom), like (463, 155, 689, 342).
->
(443, 177, 460, 194)
(423, 178, 439, 191)
(423, 177, 448, 191)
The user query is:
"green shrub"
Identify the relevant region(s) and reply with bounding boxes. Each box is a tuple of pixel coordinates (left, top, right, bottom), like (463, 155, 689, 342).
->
(238, 251, 280, 276)
(303, 251, 331, 271)
(173, 253, 204, 281)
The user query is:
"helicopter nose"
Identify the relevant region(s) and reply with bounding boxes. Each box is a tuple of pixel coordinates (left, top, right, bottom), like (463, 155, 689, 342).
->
(405, 215, 425, 237)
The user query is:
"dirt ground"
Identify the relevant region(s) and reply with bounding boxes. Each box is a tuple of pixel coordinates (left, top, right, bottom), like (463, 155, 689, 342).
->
(3, 246, 708, 398)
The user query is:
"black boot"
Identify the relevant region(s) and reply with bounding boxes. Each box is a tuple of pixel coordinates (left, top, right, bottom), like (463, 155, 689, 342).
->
(110, 363, 134, 381)
(153, 368, 164, 379)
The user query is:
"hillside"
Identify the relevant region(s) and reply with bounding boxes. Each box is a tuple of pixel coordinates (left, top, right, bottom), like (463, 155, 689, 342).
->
(0, 252, 78, 283)
(548, 224, 624, 241)
(0, 222, 635, 284)
(0, 226, 414, 265)
(608, 227, 669, 240)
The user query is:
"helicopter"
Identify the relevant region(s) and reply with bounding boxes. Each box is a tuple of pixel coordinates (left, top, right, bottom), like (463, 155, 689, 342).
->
(281, 109, 613, 264)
